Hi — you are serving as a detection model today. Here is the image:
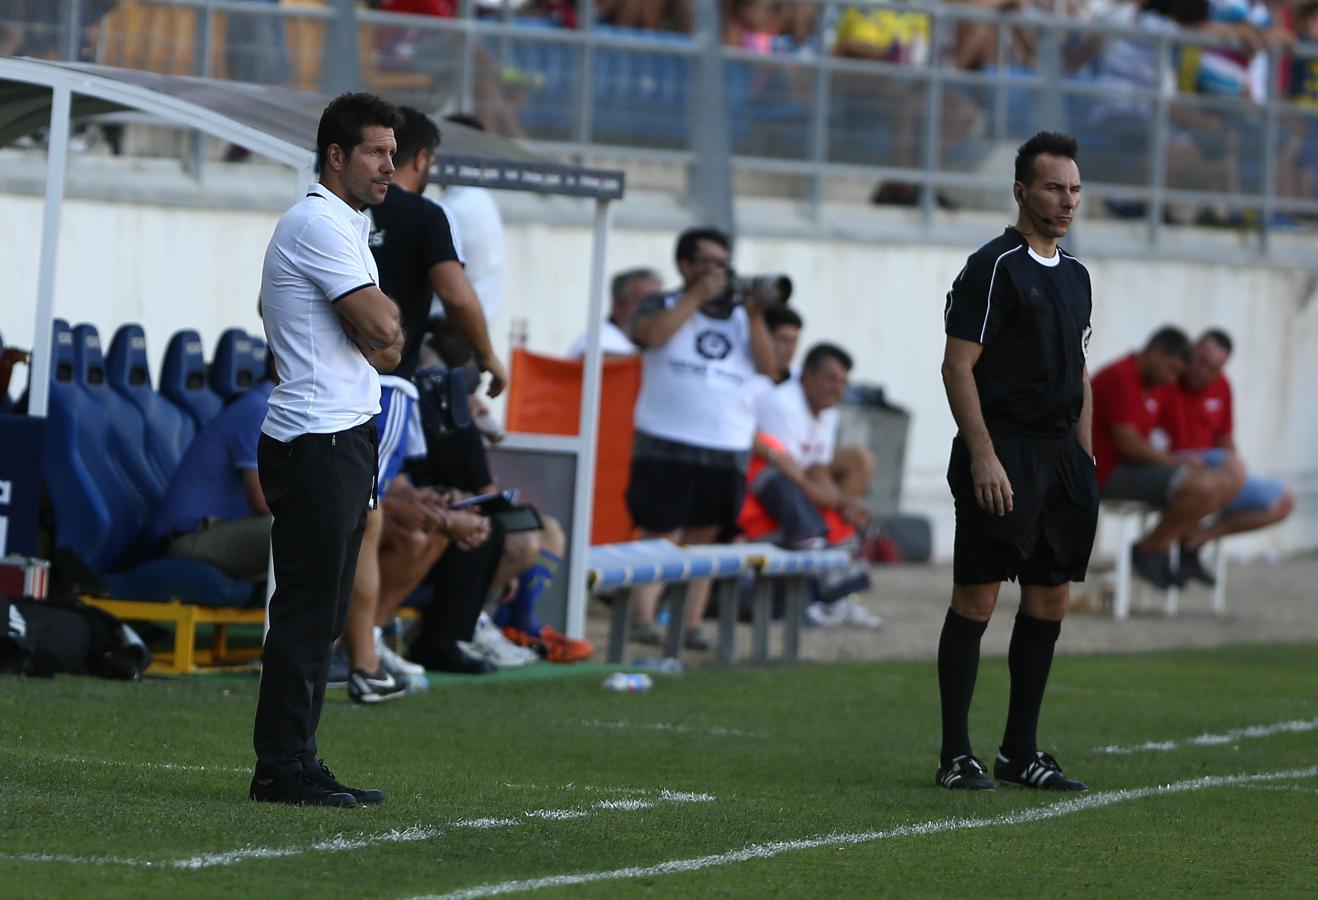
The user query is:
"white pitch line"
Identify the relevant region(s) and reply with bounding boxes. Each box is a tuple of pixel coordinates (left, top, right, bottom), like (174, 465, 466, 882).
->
(581, 719, 769, 739)
(1095, 717, 1318, 755)
(0, 752, 249, 776)
(0, 790, 715, 871)
(498, 783, 716, 803)
(411, 765, 1318, 900)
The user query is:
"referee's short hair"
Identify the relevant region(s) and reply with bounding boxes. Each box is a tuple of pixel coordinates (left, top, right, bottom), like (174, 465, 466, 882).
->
(675, 227, 731, 264)
(1200, 328, 1234, 355)
(765, 305, 803, 332)
(394, 106, 441, 168)
(1145, 325, 1193, 362)
(316, 92, 405, 172)
(1014, 131, 1079, 185)
(802, 342, 853, 373)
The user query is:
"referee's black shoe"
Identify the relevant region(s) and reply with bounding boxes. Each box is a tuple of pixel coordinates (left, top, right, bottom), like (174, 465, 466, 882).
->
(994, 751, 1088, 791)
(249, 767, 358, 807)
(304, 758, 385, 805)
(935, 754, 996, 790)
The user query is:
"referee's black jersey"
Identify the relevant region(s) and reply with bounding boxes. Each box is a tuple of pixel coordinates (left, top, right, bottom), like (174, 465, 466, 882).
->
(944, 227, 1092, 439)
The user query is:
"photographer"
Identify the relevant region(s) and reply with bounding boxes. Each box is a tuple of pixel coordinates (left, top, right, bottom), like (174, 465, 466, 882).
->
(624, 227, 777, 651)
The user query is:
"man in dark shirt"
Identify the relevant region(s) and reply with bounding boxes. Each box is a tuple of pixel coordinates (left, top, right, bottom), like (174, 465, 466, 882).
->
(338, 105, 507, 702)
(936, 131, 1097, 792)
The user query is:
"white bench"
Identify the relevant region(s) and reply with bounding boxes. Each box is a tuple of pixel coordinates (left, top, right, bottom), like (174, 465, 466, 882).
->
(588, 539, 850, 664)
(1103, 501, 1227, 620)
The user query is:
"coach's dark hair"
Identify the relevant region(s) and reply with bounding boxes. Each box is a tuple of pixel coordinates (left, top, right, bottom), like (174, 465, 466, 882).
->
(1145, 325, 1193, 361)
(316, 92, 404, 172)
(1014, 131, 1079, 186)
(394, 106, 441, 168)
(1200, 328, 1234, 355)
(675, 227, 731, 264)
(803, 342, 853, 373)
(765, 305, 803, 332)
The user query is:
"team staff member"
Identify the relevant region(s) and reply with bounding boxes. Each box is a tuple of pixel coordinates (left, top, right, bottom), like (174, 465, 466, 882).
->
(937, 132, 1096, 792)
(625, 227, 776, 651)
(252, 92, 404, 807)
(1091, 327, 1242, 588)
(1155, 328, 1294, 582)
(338, 105, 508, 703)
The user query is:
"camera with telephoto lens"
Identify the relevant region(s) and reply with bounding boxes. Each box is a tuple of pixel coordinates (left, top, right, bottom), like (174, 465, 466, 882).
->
(724, 269, 793, 307)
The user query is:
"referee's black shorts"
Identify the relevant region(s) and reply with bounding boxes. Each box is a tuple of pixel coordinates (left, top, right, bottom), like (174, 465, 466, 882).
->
(947, 431, 1099, 586)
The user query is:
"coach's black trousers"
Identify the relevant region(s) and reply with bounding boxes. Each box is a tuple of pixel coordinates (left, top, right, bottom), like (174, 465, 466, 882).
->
(253, 422, 375, 775)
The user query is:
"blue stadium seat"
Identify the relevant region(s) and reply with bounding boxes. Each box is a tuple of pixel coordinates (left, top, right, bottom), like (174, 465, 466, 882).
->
(160, 329, 222, 429)
(209, 328, 258, 400)
(247, 335, 267, 378)
(106, 324, 196, 486)
(72, 323, 168, 509)
(40, 319, 148, 571)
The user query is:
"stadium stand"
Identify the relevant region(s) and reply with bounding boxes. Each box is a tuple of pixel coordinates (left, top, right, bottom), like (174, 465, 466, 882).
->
(160, 329, 223, 430)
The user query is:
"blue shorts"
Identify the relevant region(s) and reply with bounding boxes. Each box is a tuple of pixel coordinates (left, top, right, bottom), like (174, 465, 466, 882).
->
(375, 381, 427, 495)
(1186, 449, 1287, 514)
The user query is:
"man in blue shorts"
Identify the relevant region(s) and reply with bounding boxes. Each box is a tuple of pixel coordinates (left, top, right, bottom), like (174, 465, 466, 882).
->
(1156, 329, 1295, 584)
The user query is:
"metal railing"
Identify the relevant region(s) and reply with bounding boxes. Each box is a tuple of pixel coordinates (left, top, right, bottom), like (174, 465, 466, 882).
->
(7, 0, 1318, 258)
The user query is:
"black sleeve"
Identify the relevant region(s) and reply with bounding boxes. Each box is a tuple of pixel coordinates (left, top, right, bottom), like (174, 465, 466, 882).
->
(943, 249, 1016, 346)
(422, 201, 462, 270)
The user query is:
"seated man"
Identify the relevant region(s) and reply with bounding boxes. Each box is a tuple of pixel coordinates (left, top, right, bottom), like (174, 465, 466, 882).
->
(567, 267, 661, 359)
(1156, 328, 1295, 583)
(764, 304, 803, 385)
(740, 342, 873, 548)
(152, 359, 274, 582)
(1091, 326, 1243, 588)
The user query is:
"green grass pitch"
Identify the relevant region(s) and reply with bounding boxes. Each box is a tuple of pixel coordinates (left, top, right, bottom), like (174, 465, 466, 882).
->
(2, 644, 1317, 898)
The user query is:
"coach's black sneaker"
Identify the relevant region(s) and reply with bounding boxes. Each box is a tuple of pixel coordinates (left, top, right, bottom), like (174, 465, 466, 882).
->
(994, 751, 1087, 791)
(305, 758, 385, 805)
(1131, 546, 1176, 590)
(1177, 543, 1216, 587)
(936, 754, 996, 790)
(250, 767, 358, 807)
(348, 666, 409, 705)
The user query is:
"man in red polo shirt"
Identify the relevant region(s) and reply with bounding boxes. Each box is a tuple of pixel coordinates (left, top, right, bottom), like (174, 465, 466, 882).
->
(1091, 326, 1242, 588)
(1156, 329, 1295, 583)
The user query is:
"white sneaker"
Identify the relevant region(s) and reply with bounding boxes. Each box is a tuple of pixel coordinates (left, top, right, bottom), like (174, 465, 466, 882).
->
(804, 600, 843, 628)
(838, 597, 883, 629)
(376, 634, 427, 684)
(459, 613, 539, 669)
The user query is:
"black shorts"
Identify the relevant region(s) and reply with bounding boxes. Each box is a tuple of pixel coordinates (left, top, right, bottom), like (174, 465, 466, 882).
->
(948, 432, 1099, 586)
(626, 456, 746, 535)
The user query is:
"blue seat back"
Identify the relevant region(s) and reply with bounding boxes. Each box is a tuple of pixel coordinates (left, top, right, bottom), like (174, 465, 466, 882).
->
(247, 336, 267, 379)
(40, 320, 140, 571)
(210, 328, 258, 400)
(160, 329, 223, 429)
(72, 323, 166, 511)
(106, 324, 197, 485)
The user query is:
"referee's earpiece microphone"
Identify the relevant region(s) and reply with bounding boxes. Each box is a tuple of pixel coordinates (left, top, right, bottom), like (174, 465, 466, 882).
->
(1016, 187, 1053, 226)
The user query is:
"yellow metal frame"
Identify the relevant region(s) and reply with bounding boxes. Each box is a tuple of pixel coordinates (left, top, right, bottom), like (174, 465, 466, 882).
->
(81, 597, 263, 676)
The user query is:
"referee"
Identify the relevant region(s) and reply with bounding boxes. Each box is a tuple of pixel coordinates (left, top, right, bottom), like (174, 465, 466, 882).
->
(251, 93, 404, 807)
(936, 131, 1096, 792)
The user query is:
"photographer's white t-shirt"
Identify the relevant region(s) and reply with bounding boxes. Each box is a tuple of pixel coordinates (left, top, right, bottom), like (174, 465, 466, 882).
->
(632, 291, 762, 452)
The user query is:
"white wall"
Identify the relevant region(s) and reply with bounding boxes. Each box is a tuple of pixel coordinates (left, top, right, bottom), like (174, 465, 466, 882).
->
(4, 190, 1314, 561)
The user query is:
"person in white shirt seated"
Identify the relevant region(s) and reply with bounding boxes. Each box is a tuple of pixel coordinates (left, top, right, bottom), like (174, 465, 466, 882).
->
(567, 267, 661, 359)
(740, 343, 874, 548)
(764, 304, 803, 385)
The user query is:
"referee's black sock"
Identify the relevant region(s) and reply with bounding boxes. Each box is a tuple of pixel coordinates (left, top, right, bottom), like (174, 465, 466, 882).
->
(1000, 611, 1062, 760)
(938, 609, 989, 766)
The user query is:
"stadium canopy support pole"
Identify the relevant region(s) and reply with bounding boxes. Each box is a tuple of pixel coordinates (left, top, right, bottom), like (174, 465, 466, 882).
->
(567, 197, 613, 639)
(29, 84, 73, 420)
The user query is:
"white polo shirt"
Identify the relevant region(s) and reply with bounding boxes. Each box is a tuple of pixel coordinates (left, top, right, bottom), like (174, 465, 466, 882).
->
(755, 378, 838, 467)
(260, 182, 382, 442)
(567, 320, 637, 358)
